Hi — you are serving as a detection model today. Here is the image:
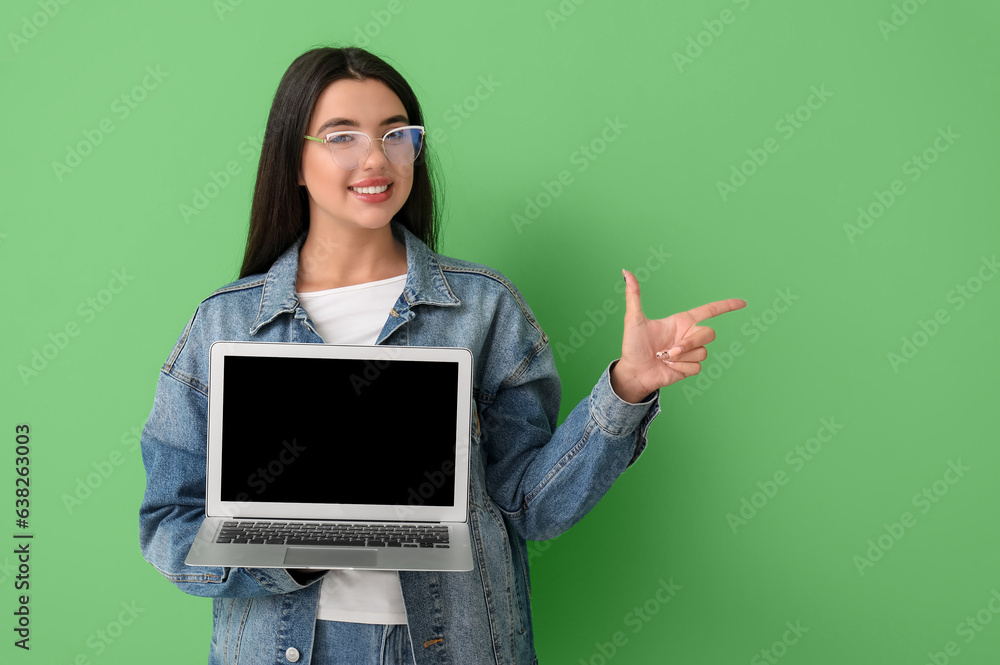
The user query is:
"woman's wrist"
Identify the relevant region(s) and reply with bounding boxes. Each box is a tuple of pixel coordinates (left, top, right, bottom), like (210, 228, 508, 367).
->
(609, 359, 653, 404)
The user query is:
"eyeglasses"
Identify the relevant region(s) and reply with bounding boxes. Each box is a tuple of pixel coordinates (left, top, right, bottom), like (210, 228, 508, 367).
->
(303, 125, 425, 170)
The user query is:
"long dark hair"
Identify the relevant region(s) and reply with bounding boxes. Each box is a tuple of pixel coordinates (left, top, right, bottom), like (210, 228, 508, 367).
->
(239, 46, 439, 279)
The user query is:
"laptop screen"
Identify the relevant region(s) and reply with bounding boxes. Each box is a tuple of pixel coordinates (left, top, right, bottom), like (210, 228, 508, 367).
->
(219, 354, 458, 508)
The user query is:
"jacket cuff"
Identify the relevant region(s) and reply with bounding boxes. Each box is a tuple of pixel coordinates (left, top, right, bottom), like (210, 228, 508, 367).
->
(590, 360, 661, 466)
(590, 360, 659, 431)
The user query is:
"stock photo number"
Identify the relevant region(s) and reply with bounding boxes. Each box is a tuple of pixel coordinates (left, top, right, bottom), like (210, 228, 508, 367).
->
(13, 423, 32, 650)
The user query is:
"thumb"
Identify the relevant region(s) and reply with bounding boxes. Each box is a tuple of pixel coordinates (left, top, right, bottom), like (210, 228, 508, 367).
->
(622, 269, 644, 323)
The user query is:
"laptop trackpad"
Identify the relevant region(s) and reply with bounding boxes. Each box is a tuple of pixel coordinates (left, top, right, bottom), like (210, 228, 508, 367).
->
(284, 548, 376, 567)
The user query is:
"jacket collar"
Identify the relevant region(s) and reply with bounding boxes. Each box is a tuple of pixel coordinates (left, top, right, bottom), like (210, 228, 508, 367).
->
(250, 220, 459, 334)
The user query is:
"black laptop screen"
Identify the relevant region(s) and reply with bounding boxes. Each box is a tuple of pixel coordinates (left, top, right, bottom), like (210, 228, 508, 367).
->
(219, 354, 458, 507)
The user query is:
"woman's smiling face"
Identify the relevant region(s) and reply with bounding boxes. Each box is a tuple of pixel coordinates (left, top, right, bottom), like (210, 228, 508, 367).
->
(299, 78, 414, 234)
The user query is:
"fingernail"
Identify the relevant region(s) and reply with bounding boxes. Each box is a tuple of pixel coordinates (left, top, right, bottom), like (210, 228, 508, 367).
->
(622, 269, 626, 282)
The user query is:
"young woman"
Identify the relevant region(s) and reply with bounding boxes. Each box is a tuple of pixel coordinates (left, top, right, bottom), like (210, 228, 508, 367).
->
(139, 46, 745, 665)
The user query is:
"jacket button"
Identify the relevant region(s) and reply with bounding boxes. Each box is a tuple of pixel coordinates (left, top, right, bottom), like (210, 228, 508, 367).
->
(285, 647, 300, 662)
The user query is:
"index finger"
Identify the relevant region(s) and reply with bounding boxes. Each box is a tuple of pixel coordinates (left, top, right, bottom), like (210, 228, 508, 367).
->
(685, 298, 747, 324)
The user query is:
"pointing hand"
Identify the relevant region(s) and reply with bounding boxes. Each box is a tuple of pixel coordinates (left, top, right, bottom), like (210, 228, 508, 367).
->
(609, 269, 747, 403)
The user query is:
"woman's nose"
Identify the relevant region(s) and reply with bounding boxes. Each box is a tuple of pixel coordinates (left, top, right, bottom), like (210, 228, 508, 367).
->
(359, 139, 390, 169)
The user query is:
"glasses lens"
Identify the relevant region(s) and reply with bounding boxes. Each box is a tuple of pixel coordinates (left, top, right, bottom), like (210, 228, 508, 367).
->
(383, 127, 424, 165)
(328, 133, 367, 170)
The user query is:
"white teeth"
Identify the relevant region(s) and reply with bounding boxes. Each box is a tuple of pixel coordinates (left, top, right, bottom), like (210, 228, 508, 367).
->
(350, 184, 389, 194)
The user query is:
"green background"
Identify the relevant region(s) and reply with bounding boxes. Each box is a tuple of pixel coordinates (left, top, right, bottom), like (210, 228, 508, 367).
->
(2, 0, 998, 662)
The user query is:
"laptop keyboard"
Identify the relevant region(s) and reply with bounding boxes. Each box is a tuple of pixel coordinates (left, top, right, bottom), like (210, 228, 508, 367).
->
(215, 521, 450, 548)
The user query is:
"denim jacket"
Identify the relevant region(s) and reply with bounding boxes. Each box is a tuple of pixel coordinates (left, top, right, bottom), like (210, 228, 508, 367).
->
(138, 221, 661, 665)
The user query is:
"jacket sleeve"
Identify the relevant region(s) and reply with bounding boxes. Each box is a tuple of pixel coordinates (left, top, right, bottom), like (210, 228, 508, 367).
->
(138, 315, 325, 597)
(479, 314, 660, 542)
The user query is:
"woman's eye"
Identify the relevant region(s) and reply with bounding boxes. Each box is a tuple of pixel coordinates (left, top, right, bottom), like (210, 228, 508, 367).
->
(329, 134, 355, 145)
(384, 130, 405, 144)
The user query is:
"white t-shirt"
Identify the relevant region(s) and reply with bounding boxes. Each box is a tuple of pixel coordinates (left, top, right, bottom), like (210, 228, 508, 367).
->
(295, 273, 408, 625)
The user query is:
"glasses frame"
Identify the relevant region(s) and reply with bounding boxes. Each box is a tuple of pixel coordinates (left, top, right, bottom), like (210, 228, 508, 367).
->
(303, 125, 425, 169)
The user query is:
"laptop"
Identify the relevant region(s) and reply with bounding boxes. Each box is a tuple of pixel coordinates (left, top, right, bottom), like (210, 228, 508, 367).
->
(184, 340, 474, 571)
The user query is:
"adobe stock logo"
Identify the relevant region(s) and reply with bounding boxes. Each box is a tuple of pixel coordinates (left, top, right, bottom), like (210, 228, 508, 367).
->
(545, 0, 588, 30)
(213, 0, 243, 20)
(350, 0, 408, 47)
(716, 85, 833, 202)
(511, 117, 627, 234)
(243, 438, 306, 496)
(553, 246, 671, 363)
(8, 0, 71, 54)
(922, 588, 1000, 665)
(682, 288, 799, 404)
(392, 458, 456, 519)
(877, 0, 933, 40)
(55, 599, 145, 661)
(843, 127, 959, 244)
(439, 76, 501, 131)
(852, 459, 970, 576)
(17, 268, 135, 385)
(178, 130, 263, 223)
(424, 75, 503, 152)
(671, 0, 756, 73)
(726, 417, 844, 533)
(578, 578, 682, 665)
(62, 423, 142, 514)
(347, 345, 408, 395)
(51, 66, 170, 182)
(886, 255, 997, 372)
(750, 621, 809, 665)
